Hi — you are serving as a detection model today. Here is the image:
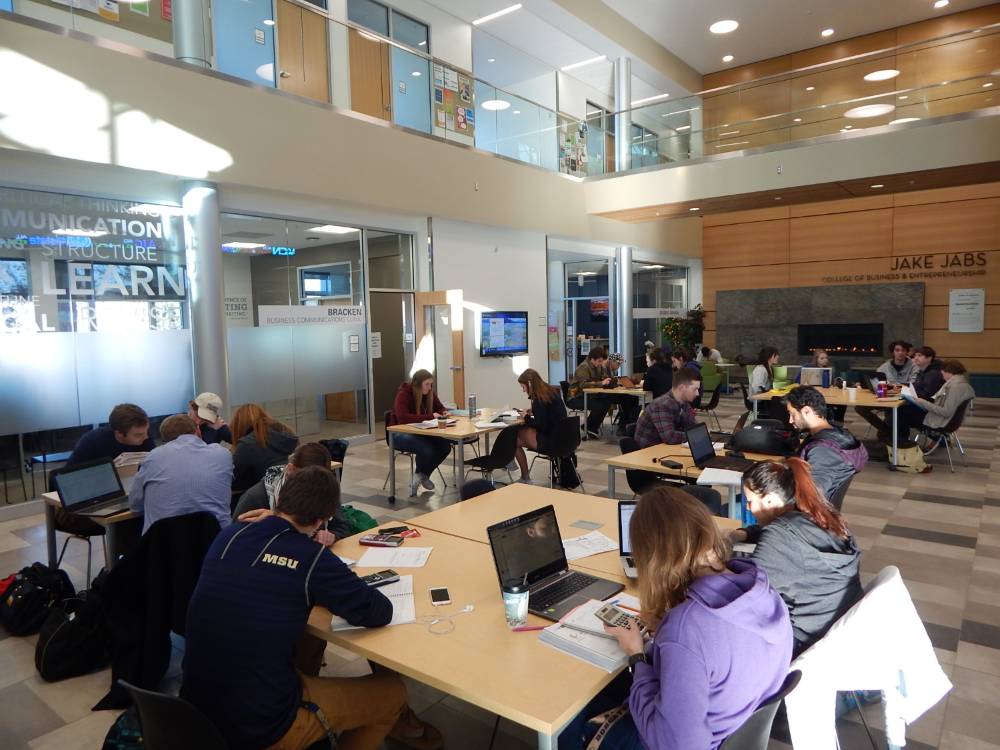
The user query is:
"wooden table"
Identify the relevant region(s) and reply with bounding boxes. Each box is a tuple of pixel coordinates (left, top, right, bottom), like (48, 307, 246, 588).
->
(407, 483, 738, 579)
(307, 526, 632, 749)
(750, 386, 903, 465)
(386, 417, 517, 502)
(605, 443, 775, 520)
(581, 387, 649, 440)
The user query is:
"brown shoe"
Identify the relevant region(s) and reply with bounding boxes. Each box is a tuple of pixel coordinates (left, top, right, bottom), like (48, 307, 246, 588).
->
(388, 707, 443, 750)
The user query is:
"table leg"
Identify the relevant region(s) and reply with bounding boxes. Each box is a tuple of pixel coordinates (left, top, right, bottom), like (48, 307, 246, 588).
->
(104, 522, 117, 569)
(891, 407, 899, 467)
(44, 502, 57, 569)
(582, 392, 588, 440)
(537, 731, 556, 750)
(728, 486, 741, 521)
(608, 465, 616, 499)
(388, 432, 396, 504)
(484, 431, 492, 454)
(457, 440, 466, 493)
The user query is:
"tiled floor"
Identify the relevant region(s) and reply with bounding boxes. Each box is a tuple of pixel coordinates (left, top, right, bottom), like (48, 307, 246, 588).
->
(0, 393, 997, 749)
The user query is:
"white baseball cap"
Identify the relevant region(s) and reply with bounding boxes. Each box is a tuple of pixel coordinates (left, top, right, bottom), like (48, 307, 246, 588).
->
(193, 392, 223, 422)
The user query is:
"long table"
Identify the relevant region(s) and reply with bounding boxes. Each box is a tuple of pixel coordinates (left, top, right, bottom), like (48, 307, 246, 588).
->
(385, 416, 517, 503)
(750, 386, 902, 465)
(581, 386, 649, 439)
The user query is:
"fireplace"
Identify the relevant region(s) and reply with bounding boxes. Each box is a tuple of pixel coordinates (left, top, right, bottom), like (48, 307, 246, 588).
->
(797, 323, 884, 356)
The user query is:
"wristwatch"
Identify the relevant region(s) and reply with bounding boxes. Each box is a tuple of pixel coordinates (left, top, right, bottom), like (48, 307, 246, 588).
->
(627, 652, 649, 673)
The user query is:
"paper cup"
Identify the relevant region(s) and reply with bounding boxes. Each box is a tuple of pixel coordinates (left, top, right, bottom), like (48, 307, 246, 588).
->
(847, 387, 857, 402)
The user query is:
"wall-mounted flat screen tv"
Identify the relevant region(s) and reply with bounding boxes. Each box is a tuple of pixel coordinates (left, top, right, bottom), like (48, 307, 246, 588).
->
(481, 311, 528, 357)
(590, 298, 609, 321)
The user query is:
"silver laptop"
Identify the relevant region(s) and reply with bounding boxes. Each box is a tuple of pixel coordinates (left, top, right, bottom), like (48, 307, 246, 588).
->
(53, 458, 132, 518)
(618, 501, 637, 579)
(487, 505, 623, 621)
(799, 367, 832, 387)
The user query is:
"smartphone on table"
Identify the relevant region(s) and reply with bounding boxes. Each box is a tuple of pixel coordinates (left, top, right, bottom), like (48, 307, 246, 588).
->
(429, 587, 451, 606)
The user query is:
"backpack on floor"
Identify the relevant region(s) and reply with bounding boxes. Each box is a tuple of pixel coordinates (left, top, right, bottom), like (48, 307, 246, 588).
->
(555, 454, 581, 490)
(887, 443, 931, 474)
(0, 563, 75, 636)
(35, 583, 110, 681)
(341, 505, 378, 534)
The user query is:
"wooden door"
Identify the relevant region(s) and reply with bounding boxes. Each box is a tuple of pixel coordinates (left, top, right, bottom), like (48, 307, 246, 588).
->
(604, 131, 615, 172)
(276, 0, 329, 103)
(415, 290, 465, 408)
(348, 28, 391, 120)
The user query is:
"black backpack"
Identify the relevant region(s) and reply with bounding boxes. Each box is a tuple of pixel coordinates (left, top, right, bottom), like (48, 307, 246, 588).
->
(35, 583, 110, 681)
(0, 563, 75, 636)
(731, 419, 800, 457)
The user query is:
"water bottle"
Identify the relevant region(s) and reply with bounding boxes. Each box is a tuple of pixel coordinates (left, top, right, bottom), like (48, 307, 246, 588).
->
(468, 394, 477, 417)
(822, 369, 831, 388)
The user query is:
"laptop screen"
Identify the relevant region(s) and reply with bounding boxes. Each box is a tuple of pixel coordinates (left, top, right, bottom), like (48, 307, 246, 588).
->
(686, 422, 716, 466)
(618, 501, 636, 556)
(54, 460, 123, 510)
(487, 506, 567, 588)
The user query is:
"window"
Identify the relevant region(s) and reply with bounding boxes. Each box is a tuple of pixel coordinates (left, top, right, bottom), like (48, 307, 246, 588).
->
(585, 101, 609, 130)
(348, 0, 389, 36)
(391, 10, 429, 50)
(348, 0, 429, 53)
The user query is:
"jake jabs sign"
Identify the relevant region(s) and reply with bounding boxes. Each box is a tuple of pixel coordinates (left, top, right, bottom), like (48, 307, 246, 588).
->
(822, 252, 988, 284)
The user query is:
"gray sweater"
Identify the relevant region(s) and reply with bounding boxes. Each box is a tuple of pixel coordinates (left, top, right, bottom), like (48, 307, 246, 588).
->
(877, 357, 919, 385)
(918, 375, 975, 430)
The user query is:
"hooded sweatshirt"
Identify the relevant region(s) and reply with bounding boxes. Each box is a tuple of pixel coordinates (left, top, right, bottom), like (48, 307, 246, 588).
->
(232, 427, 299, 494)
(797, 425, 868, 502)
(746, 512, 861, 656)
(629, 559, 792, 750)
(913, 359, 944, 400)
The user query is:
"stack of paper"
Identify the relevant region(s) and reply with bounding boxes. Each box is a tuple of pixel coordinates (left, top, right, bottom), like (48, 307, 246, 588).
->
(538, 599, 629, 673)
(563, 531, 618, 561)
(696, 468, 743, 487)
(331, 575, 415, 630)
(413, 419, 440, 429)
(357, 546, 433, 568)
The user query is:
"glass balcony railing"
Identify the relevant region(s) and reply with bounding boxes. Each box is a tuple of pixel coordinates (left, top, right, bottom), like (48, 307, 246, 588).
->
(4, 0, 998, 178)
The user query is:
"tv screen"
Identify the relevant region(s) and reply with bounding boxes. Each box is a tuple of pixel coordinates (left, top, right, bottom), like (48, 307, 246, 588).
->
(590, 298, 609, 321)
(481, 311, 528, 357)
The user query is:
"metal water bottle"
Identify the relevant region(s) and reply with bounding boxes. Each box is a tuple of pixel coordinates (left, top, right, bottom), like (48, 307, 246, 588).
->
(468, 394, 478, 417)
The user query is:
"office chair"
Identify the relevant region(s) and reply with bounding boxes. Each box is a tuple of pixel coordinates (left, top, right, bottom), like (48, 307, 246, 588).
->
(618, 436, 664, 498)
(118, 680, 228, 750)
(48, 466, 107, 586)
(380, 411, 448, 492)
(698, 386, 724, 432)
(318, 438, 348, 482)
(528, 416, 585, 492)
(919, 398, 973, 473)
(464, 425, 520, 486)
(718, 670, 801, 750)
(560, 381, 583, 423)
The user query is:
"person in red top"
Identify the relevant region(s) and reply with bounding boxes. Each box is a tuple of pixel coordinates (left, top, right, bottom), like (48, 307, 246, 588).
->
(391, 369, 453, 496)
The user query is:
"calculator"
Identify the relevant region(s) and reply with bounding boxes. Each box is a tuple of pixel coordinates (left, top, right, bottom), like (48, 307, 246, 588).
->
(594, 603, 646, 633)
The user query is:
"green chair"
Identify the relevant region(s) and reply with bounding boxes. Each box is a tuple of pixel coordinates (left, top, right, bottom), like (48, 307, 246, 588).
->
(700, 362, 722, 394)
(772, 366, 791, 390)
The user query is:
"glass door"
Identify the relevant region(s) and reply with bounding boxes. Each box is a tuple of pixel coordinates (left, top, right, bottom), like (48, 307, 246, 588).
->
(632, 262, 687, 366)
(563, 259, 612, 375)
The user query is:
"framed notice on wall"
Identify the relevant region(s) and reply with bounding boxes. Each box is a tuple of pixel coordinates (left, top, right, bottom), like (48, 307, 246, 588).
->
(948, 288, 985, 333)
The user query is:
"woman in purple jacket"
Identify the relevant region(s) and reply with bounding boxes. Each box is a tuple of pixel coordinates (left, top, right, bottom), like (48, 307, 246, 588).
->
(559, 487, 793, 750)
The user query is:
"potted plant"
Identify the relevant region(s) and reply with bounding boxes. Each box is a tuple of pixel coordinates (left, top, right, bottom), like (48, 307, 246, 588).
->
(660, 305, 705, 352)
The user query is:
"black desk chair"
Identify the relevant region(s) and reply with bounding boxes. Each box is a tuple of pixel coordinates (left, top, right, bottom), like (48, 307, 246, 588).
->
(48, 466, 107, 585)
(464, 425, 520, 487)
(118, 680, 228, 750)
(698, 386, 724, 432)
(0, 435, 28, 505)
(619, 436, 664, 498)
(528, 416, 584, 492)
(719, 670, 801, 750)
(919, 398, 973, 473)
(319, 438, 348, 482)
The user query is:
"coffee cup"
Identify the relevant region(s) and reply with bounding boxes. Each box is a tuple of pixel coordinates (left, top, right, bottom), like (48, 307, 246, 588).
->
(847, 387, 857, 402)
(437, 418, 449, 427)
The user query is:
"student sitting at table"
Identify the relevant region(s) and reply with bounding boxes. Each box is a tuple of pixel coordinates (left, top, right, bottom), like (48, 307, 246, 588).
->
(559, 487, 792, 750)
(128, 414, 232, 535)
(513, 369, 567, 484)
(392, 369, 453, 496)
(696, 345, 722, 364)
(641, 347, 673, 400)
(634, 369, 701, 448)
(65, 403, 156, 468)
(567, 347, 613, 439)
(734, 458, 862, 656)
(797, 349, 846, 422)
(233, 441, 351, 540)
(876, 340, 919, 385)
(230, 404, 299, 496)
(188, 392, 233, 445)
(784, 387, 868, 508)
(671, 348, 701, 374)
(750, 346, 780, 395)
(182, 466, 442, 750)
(897, 359, 975, 442)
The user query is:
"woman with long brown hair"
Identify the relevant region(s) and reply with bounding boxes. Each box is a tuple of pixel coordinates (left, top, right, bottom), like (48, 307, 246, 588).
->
(560, 487, 792, 750)
(737, 457, 861, 656)
(513, 368, 566, 483)
(392, 369, 452, 496)
(230, 404, 299, 495)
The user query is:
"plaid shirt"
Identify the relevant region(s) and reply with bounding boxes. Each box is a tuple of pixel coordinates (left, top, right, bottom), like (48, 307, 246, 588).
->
(634, 392, 696, 448)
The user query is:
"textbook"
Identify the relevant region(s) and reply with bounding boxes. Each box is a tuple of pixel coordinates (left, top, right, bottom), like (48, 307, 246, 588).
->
(538, 599, 630, 673)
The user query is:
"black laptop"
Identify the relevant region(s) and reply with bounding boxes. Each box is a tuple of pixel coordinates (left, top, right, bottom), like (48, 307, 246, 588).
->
(487, 505, 623, 621)
(859, 370, 886, 394)
(686, 423, 757, 472)
(52, 458, 131, 518)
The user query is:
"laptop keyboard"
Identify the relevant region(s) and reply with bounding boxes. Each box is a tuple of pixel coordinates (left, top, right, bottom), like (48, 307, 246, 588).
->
(530, 572, 597, 610)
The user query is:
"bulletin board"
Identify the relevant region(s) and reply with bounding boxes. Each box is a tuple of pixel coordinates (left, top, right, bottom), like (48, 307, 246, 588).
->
(433, 63, 475, 139)
(43, 0, 173, 43)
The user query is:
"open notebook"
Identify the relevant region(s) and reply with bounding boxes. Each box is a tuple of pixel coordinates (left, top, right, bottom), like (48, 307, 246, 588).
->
(330, 575, 416, 631)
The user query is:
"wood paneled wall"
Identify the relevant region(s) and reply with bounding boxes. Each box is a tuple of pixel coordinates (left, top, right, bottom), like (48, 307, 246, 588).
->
(701, 183, 1000, 373)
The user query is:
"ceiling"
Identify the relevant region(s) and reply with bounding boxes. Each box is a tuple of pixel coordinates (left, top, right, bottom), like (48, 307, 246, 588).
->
(601, 0, 999, 75)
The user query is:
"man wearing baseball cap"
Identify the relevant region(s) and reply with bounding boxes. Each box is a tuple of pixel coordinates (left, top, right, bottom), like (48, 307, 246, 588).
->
(188, 393, 233, 445)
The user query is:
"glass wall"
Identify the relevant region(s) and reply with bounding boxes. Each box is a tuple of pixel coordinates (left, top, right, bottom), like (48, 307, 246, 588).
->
(632, 262, 687, 368)
(220, 215, 371, 440)
(0, 187, 192, 435)
(563, 259, 612, 374)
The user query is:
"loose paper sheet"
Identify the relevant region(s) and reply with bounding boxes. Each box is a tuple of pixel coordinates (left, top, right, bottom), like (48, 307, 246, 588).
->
(563, 531, 618, 561)
(357, 547, 433, 568)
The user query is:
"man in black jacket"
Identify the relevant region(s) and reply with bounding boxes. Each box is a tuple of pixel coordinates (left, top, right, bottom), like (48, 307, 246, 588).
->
(182, 467, 440, 750)
(857, 346, 944, 437)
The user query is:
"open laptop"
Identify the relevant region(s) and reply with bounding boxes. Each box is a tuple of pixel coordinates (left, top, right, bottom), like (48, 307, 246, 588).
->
(686, 422, 757, 472)
(52, 458, 132, 518)
(799, 367, 832, 387)
(618, 501, 637, 579)
(487, 505, 623, 621)
(859, 370, 886, 394)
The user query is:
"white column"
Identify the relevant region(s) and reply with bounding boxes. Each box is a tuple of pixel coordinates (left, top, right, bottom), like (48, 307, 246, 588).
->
(613, 57, 632, 172)
(615, 246, 633, 376)
(173, 0, 212, 69)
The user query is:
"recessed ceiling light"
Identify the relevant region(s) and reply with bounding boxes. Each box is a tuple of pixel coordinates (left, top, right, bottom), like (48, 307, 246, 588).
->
(308, 225, 358, 235)
(889, 117, 920, 124)
(631, 93, 670, 106)
(263, 19, 275, 26)
(843, 124, 853, 129)
(481, 99, 511, 110)
(864, 69, 900, 81)
(934, 0, 949, 8)
(793, 117, 802, 122)
(418, 40, 426, 46)
(221, 241, 266, 249)
(722, 54, 734, 63)
(821, 28, 835, 37)
(719, 130, 740, 136)
(675, 125, 691, 131)
(870, 184, 885, 189)
(774, 196, 783, 201)
(845, 103, 895, 118)
(472, 3, 522, 25)
(709, 19, 739, 34)
(689, 207, 700, 211)
(561, 55, 607, 71)
(487, 58, 495, 63)
(512, 110, 520, 114)
(411, 71, 421, 76)
(806, 86, 815, 91)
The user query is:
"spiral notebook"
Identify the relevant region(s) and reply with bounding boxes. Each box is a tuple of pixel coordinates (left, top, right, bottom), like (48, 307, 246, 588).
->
(330, 575, 416, 631)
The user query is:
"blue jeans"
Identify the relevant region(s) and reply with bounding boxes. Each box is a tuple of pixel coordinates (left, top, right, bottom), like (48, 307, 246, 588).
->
(391, 432, 452, 477)
(558, 672, 644, 750)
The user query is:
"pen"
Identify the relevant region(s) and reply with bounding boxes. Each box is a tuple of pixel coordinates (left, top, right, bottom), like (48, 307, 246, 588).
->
(512, 625, 546, 632)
